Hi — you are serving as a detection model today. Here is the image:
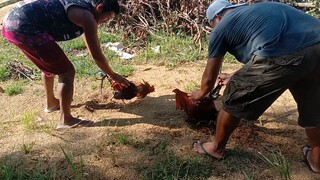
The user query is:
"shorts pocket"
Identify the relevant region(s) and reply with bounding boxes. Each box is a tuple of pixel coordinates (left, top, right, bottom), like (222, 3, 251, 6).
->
(223, 78, 257, 110)
(269, 54, 304, 66)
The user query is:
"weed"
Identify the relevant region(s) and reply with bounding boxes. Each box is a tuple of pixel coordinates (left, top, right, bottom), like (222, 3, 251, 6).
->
(72, 56, 97, 77)
(61, 147, 84, 180)
(59, 38, 85, 53)
(220, 145, 260, 177)
(112, 64, 134, 77)
(0, 64, 9, 81)
(223, 53, 236, 63)
(242, 171, 254, 180)
(21, 110, 37, 130)
(4, 82, 24, 96)
(136, 31, 207, 67)
(131, 139, 151, 150)
(108, 145, 118, 167)
(149, 140, 168, 155)
(184, 81, 199, 92)
(97, 27, 122, 43)
(21, 142, 35, 154)
(0, 163, 18, 180)
(141, 151, 212, 180)
(258, 151, 291, 180)
(0, 154, 28, 180)
(114, 133, 131, 145)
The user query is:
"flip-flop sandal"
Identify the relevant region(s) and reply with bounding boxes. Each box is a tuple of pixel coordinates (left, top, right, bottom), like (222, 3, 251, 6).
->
(303, 145, 319, 173)
(44, 103, 60, 113)
(192, 141, 225, 160)
(56, 120, 93, 130)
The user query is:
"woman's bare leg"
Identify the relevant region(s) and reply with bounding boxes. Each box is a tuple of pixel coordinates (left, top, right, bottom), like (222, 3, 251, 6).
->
(42, 72, 59, 110)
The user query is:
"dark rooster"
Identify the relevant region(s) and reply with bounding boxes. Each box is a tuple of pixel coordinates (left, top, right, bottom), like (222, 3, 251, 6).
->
(97, 70, 154, 100)
(111, 80, 155, 100)
(173, 85, 222, 126)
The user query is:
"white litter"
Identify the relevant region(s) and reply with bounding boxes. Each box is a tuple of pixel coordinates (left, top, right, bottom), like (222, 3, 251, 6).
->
(151, 45, 161, 53)
(102, 42, 135, 60)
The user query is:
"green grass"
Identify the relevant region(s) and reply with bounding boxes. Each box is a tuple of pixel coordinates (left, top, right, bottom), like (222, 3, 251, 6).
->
(20, 110, 37, 130)
(138, 139, 213, 179)
(21, 142, 35, 154)
(259, 150, 291, 180)
(0, 27, 237, 80)
(135, 31, 208, 67)
(141, 152, 213, 180)
(114, 133, 131, 145)
(100, 133, 214, 179)
(61, 147, 84, 180)
(0, 155, 56, 179)
(0, 162, 22, 180)
(0, 64, 10, 81)
(0, 37, 35, 69)
(184, 81, 200, 92)
(222, 147, 255, 174)
(4, 81, 24, 96)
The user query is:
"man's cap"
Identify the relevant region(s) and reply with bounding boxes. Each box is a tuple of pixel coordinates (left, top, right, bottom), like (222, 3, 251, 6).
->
(206, 0, 248, 22)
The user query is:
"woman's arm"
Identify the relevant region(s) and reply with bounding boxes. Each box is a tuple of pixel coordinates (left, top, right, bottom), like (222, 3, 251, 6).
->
(67, 6, 129, 85)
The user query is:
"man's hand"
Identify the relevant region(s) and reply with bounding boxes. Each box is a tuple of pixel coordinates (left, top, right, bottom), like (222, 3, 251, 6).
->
(217, 73, 232, 85)
(189, 89, 203, 101)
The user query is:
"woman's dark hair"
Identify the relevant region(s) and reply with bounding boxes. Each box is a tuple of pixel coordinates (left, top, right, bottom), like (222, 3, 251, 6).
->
(92, 0, 120, 14)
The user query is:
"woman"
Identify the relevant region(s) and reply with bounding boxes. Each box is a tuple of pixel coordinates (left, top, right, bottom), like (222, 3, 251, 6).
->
(2, 0, 130, 129)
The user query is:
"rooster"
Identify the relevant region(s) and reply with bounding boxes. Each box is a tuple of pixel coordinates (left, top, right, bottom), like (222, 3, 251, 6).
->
(173, 85, 222, 125)
(96, 70, 154, 100)
(111, 80, 155, 100)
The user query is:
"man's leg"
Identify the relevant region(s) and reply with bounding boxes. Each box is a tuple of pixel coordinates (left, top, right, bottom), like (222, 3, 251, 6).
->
(193, 109, 240, 159)
(42, 72, 59, 111)
(306, 127, 320, 173)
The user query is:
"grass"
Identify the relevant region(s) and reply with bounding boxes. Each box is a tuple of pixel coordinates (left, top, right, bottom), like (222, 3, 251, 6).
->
(135, 31, 207, 67)
(21, 142, 35, 154)
(0, 162, 21, 180)
(61, 147, 84, 180)
(114, 133, 131, 145)
(99, 133, 214, 179)
(184, 81, 200, 92)
(0, 64, 10, 81)
(4, 81, 24, 96)
(141, 152, 213, 180)
(259, 150, 291, 180)
(20, 110, 37, 131)
(139, 139, 213, 180)
(0, 26, 236, 80)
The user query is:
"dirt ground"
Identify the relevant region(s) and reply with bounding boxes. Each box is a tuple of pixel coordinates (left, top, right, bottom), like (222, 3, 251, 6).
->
(0, 61, 319, 179)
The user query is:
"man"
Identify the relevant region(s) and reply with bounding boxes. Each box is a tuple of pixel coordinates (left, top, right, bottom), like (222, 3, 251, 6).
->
(190, 0, 320, 173)
(2, 0, 130, 129)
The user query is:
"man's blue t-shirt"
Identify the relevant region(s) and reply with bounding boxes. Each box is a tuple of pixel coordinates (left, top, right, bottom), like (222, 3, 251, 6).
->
(208, 2, 320, 63)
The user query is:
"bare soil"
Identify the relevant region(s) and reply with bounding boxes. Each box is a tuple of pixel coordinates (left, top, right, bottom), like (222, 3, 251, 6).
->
(0, 62, 319, 179)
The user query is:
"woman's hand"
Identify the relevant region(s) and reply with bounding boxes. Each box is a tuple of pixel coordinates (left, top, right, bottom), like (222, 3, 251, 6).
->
(111, 73, 130, 87)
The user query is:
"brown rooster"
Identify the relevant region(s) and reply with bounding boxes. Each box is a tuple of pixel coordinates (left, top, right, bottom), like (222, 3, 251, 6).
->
(173, 85, 221, 125)
(97, 70, 154, 100)
(111, 80, 155, 100)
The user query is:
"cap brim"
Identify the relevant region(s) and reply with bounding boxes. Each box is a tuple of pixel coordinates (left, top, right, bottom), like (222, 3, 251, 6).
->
(225, 3, 248, 9)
